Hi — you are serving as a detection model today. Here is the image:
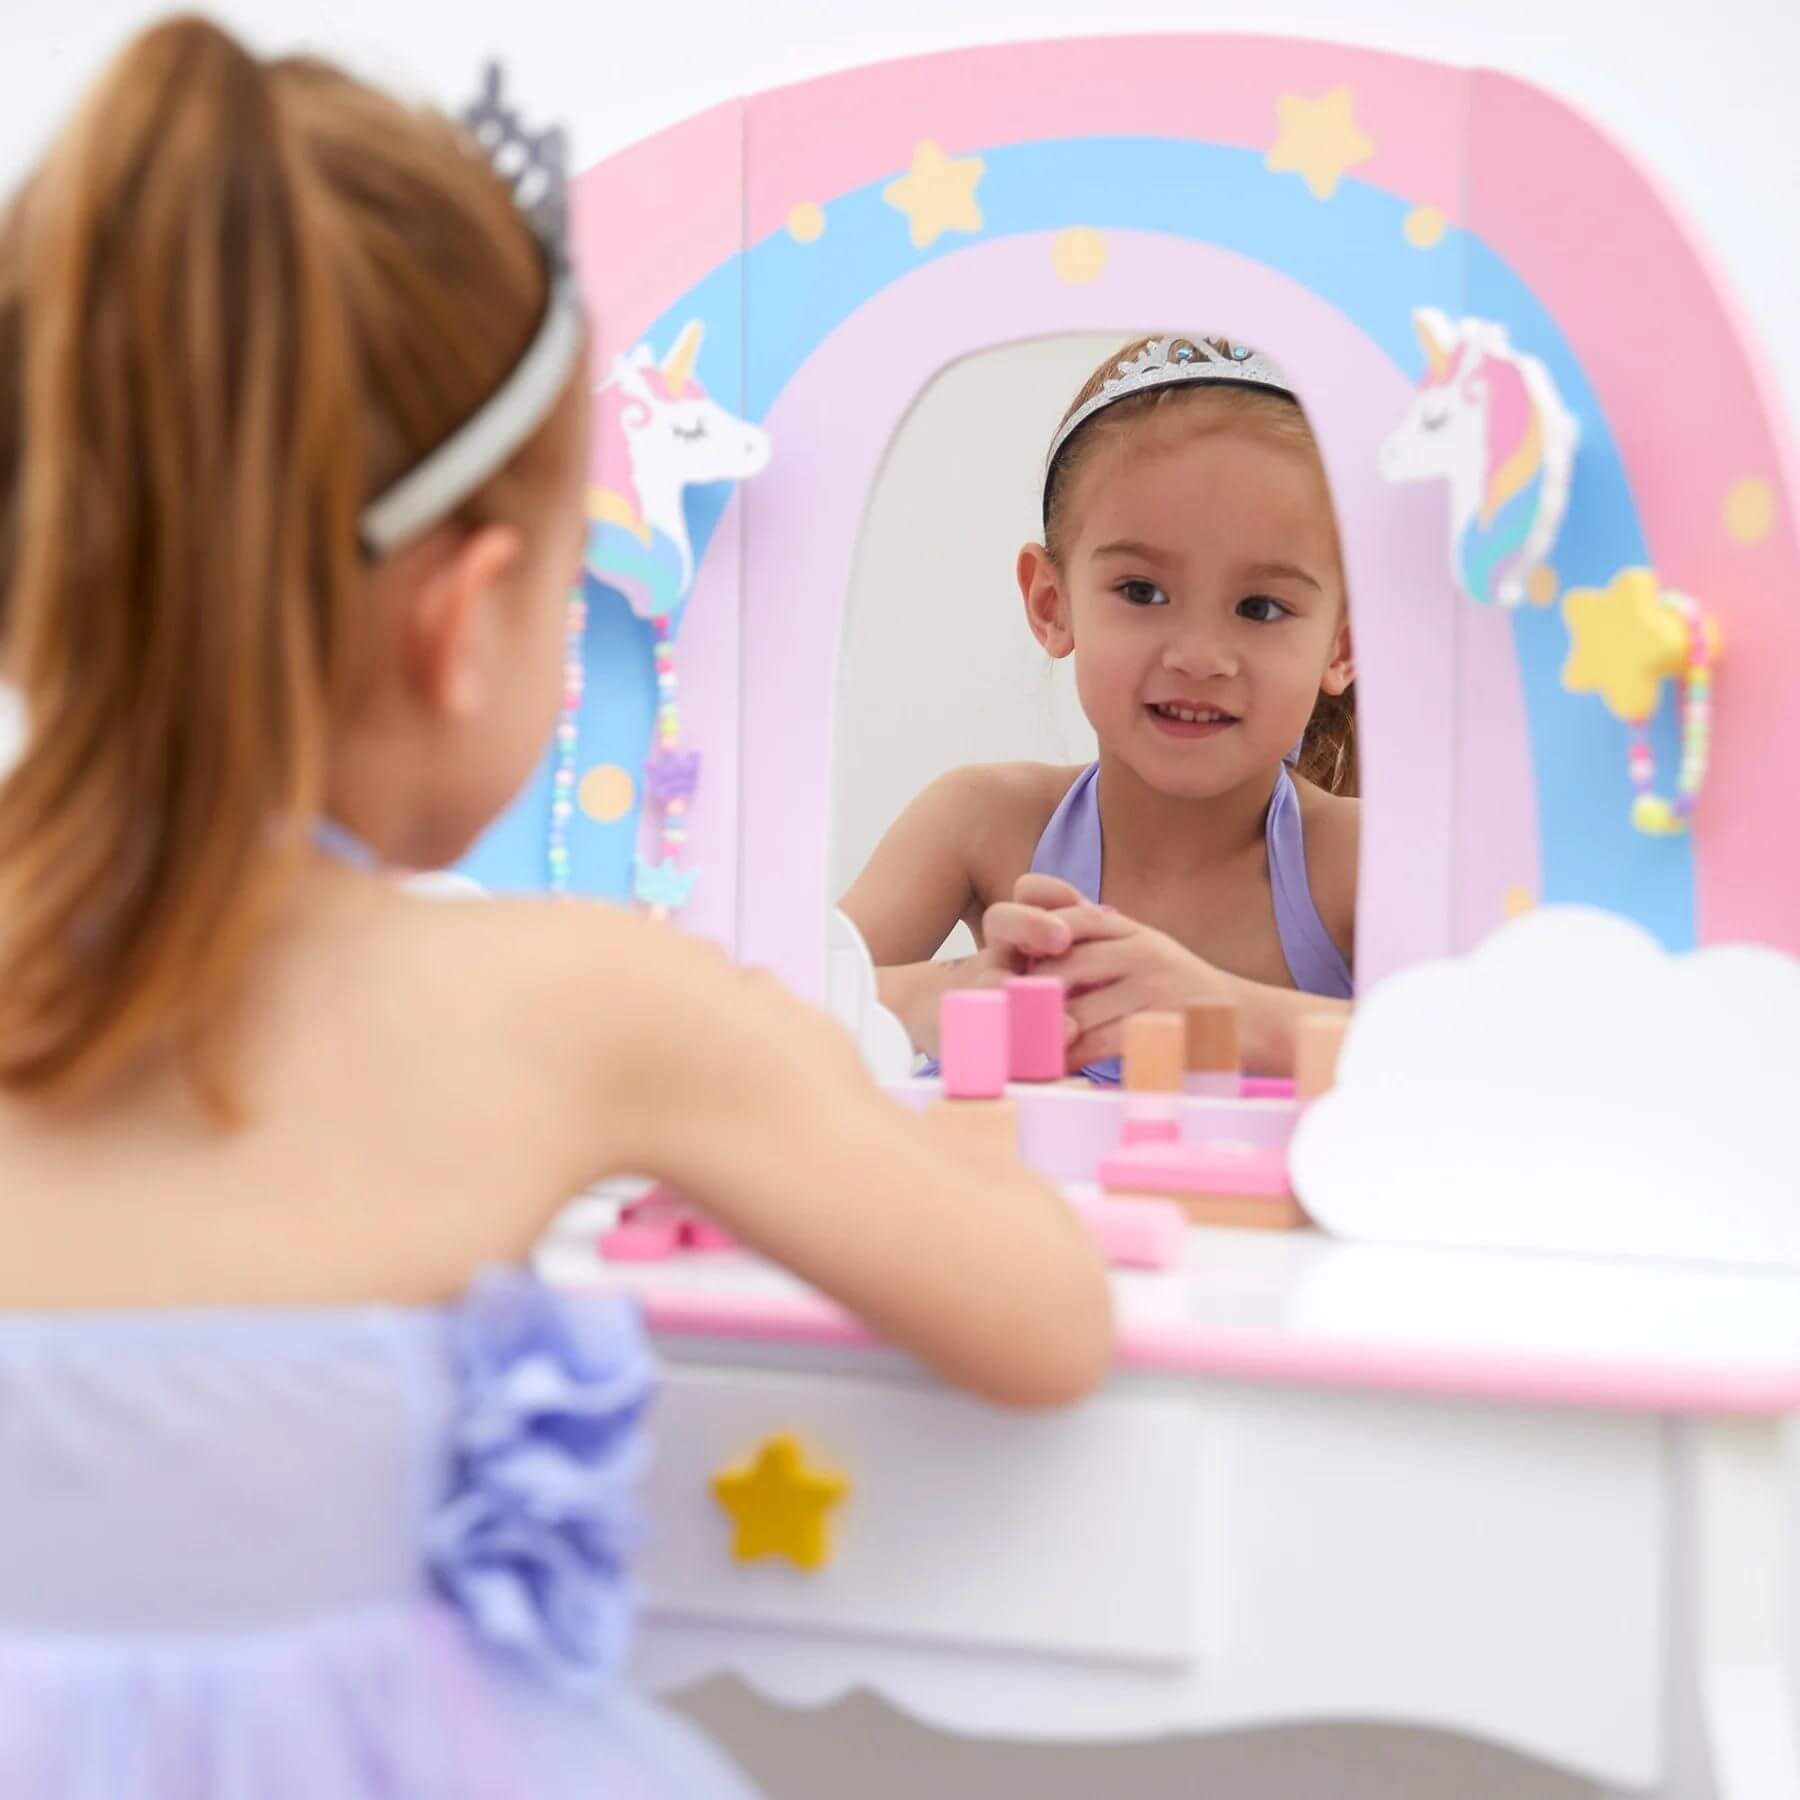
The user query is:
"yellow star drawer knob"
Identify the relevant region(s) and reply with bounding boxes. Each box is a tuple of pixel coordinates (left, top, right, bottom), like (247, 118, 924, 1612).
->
(711, 1434, 850, 1572)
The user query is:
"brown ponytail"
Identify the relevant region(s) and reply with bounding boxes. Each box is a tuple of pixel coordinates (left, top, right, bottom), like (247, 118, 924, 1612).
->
(1295, 683, 1358, 797)
(0, 17, 561, 1107)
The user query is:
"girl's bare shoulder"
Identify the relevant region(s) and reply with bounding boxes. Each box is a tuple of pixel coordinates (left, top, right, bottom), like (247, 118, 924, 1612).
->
(920, 761, 1085, 898)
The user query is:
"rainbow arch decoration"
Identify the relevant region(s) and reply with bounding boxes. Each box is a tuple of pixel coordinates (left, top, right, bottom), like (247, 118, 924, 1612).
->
(457, 34, 1799, 1007)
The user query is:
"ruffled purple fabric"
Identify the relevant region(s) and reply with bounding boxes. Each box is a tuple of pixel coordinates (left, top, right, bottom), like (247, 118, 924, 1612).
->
(427, 1271, 656, 1694)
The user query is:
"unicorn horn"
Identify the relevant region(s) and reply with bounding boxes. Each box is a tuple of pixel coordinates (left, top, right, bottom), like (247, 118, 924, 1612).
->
(1413, 310, 1452, 382)
(661, 321, 706, 396)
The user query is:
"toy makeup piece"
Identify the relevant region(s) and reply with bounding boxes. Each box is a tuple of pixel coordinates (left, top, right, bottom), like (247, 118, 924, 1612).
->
(1296, 1012, 1351, 1101)
(1239, 1076, 1297, 1100)
(939, 990, 1009, 1099)
(1122, 1012, 1184, 1145)
(1067, 1191, 1186, 1269)
(928, 989, 1018, 1154)
(1005, 976, 1067, 1082)
(600, 1186, 738, 1260)
(1098, 1139, 1307, 1231)
(1183, 1000, 1241, 1098)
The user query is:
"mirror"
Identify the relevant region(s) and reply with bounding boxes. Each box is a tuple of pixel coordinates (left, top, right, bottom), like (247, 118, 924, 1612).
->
(831, 336, 1109, 965)
(831, 333, 1359, 1086)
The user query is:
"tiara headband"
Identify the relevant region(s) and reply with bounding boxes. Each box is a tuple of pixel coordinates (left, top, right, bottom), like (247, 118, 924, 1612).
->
(358, 63, 585, 557)
(1041, 336, 1297, 526)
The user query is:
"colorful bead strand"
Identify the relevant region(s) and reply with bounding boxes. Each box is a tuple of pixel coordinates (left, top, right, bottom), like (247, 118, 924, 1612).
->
(1628, 590, 1717, 836)
(547, 585, 586, 894)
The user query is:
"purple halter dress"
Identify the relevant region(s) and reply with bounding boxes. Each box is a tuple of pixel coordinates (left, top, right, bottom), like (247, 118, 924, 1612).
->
(1027, 761, 1353, 1085)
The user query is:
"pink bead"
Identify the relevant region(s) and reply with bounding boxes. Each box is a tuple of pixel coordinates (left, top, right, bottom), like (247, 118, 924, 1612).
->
(939, 990, 1009, 1099)
(1004, 976, 1066, 1082)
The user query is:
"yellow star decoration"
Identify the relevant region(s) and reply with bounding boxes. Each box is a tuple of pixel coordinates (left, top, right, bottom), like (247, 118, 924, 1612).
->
(1266, 87, 1375, 201)
(882, 141, 985, 249)
(1561, 566, 1715, 723)
(711, 1434, 850, 1571)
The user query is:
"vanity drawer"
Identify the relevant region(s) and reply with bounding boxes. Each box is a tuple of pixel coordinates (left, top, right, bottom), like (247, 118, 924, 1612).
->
(637, 1364, 1198, 1664)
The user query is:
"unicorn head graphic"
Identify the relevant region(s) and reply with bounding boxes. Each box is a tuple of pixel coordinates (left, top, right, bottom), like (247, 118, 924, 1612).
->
(1380, 308, 1578, 609)
(573, 321, 770, 918)
(588, 322, 770, 618)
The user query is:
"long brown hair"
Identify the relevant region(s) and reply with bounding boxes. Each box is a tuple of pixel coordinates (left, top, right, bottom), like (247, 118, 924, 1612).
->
(1043, 335, 1357, 797)
(0, 17, 568, 1107)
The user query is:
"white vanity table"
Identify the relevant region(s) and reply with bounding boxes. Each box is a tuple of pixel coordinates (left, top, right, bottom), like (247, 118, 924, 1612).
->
(541, 1214, 1800, 1800)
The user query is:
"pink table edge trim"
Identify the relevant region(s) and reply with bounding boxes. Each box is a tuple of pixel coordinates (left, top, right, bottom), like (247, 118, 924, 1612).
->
(592, 1285, 1800, 1416)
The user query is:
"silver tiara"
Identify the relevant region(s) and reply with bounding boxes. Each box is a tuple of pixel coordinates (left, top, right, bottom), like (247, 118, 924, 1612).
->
(359, 63, 584, 557)
(1042, 336, 1296, 521)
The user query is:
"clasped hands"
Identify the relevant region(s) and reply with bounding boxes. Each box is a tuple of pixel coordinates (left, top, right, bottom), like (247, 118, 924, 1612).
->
(969, 874, 1233, 1070)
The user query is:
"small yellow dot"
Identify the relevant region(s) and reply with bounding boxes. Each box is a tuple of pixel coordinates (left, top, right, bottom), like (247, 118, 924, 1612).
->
(787, 202, 826, 245)
(1526, 564, 1559, 607)
(1403, 205, 1447, 249)
(1052, 226, 1108, 285)
(580, 764, 636, 824)
(1502, 884, 1536, 919)
(1724, 476, 1775, 545)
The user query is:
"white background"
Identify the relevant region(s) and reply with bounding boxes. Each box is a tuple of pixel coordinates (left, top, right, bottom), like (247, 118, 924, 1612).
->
(1, 3, 1785, 1794)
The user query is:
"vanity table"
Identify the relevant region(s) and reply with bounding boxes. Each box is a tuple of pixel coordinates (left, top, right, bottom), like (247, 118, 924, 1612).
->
(481, 26, 1800, 1800)
(543, 1190, 1800, 1800)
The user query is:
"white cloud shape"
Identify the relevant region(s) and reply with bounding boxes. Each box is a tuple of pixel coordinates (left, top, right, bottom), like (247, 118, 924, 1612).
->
(828, 908, 914, 1083)
(1290, 907, 1800, 1270)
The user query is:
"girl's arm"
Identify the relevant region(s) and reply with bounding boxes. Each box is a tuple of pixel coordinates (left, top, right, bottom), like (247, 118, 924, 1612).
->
(544, 904, 1115, 1408)
(838, 770, 985, 1047)
(840, 766, 1081, 1053)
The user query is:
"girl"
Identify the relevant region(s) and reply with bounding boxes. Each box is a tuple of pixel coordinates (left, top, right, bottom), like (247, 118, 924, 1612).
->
(842, 335, 1358, 1080)
(0, 21, 1111, 1798)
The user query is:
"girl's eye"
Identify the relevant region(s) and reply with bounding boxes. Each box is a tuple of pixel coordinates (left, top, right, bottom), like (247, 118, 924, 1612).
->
(1237, 594, 1291, 623)
(1117, 579, 1169, 607)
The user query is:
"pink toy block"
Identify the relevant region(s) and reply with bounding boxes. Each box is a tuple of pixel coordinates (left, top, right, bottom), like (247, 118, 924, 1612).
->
(620, 1185, 686, 1224)
(1098, 1139, 1307, 1231)
(1100, 1138, 1288, 1196)
(1120, 1113, 1180, 1146)
(939, 989, 1009, 1099)
(1004, 976, 1066, 1082)
(599, 1218, 683, 1261)
(681, 1217, 737, 1252)
(1068, 1191, 1186, 1270)
(1240, 1076, 1298, 1100)
(615, 1184, 737, 1254)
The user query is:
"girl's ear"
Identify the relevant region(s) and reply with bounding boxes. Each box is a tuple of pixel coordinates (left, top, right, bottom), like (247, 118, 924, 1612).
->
(402, 523, 525, 719)
(1321, 616, 1355, 697)
(1018, 542, 1075, 659)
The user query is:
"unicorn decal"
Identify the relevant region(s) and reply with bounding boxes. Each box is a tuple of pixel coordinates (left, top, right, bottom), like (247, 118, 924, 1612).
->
(1380, 308, 1578, 609)
(565, 322, 770, 915)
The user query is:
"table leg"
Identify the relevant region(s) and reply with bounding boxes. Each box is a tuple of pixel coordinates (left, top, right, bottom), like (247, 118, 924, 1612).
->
(1680, 1417, 1800, 1799)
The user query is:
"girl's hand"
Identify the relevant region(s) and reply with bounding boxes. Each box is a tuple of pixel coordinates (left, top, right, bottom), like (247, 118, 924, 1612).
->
(1033, 918, 1233, 1069)
(882, 880, 1129, 1057)
(976, 882, 1129, 978)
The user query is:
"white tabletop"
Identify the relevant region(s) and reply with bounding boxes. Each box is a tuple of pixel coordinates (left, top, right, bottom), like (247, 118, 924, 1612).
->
(540, 1185, 1800, 1414)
